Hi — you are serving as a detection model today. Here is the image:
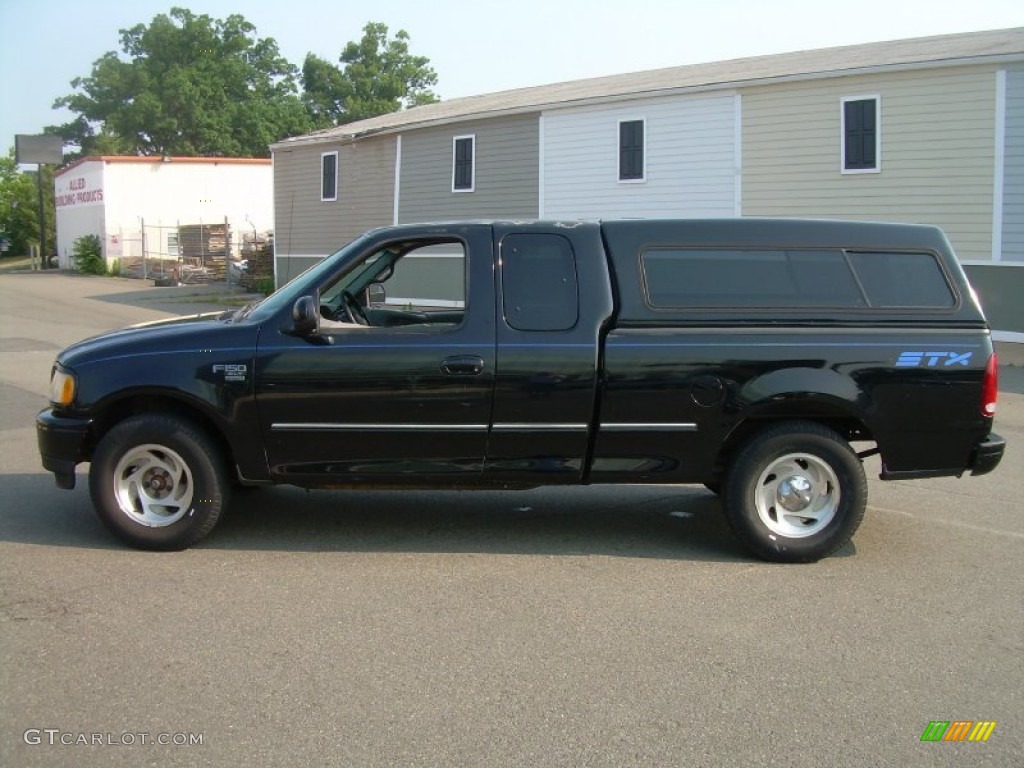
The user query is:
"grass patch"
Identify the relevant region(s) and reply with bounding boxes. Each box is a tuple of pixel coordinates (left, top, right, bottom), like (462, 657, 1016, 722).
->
(0, 255, 34, 272)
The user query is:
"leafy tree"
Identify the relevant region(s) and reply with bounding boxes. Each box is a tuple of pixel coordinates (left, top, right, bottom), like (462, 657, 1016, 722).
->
(0, 148, 54, 257)
(302, 22, 438, 128)
(50, 7, 311, 157)
(72, 234, 106, 275)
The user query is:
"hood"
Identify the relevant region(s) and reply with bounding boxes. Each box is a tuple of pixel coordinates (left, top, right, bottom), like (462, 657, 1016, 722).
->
(58, 311, 251, 370)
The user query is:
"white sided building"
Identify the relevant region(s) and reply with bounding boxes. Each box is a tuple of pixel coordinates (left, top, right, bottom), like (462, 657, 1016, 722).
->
(53, 156, 272, 269)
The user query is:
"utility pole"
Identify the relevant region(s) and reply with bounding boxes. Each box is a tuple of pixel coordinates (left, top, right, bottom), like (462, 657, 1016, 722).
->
(36, 166, 47, 269)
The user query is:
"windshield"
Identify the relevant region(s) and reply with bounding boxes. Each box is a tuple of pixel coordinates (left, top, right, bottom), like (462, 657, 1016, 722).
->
(242, 234, 372, 323)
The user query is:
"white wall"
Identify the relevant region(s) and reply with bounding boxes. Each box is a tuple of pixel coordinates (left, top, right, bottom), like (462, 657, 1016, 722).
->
(55, 158, 273, 266)
(541, 92, 740, 219)
(54, 161, 105, 268)
(102, 159, 273, 259)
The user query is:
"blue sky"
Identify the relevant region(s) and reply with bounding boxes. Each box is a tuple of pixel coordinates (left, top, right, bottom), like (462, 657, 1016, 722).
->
(1, 0, 1022, 159)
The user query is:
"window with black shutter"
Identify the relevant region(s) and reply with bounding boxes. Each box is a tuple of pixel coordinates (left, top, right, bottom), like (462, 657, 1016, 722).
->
(321, 151, 338, 201)
(842, 97, 879, 172)
(619, 119, 645, 181)
(453, 136, 475, 192)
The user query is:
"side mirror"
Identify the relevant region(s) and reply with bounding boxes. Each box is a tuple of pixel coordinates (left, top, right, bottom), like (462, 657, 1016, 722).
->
(367, 284, 386, 307)
(288, 295, 319, 336)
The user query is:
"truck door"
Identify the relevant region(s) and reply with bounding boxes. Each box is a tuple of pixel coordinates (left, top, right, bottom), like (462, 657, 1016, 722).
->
(255, 227, 496, 485)
(483, 225, 614, 483)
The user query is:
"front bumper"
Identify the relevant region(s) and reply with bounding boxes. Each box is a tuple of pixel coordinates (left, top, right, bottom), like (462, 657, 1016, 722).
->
(36, 408, 92, 489)
(969, 432, 1005, 477)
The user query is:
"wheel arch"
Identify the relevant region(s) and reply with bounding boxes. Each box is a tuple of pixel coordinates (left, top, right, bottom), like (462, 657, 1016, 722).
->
(84, 390, 236, 477)
(712, 396, 875, 483)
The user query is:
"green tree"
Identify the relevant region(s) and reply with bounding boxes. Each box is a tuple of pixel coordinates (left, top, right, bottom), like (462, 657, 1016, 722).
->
(72, 234, 106, 275)
(50, 7, 312, 157)
(302, 22, 438, 128)
(0, 148, 55, 257)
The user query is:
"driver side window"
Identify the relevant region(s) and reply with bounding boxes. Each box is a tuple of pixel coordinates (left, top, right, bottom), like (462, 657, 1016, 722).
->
(319, 240, 467, 331)
(375, 243, 466, 311)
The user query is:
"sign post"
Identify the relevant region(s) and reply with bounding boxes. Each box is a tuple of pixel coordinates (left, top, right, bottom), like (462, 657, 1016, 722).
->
(15, 135, 63, 270)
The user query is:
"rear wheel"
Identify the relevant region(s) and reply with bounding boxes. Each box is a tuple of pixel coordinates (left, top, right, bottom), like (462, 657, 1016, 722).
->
(723, 421, 866, 563)
(89, 414, 229, 550)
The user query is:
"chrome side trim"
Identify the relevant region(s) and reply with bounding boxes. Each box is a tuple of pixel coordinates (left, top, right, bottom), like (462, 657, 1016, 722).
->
(271, 422, 697, 434)
(601, 423, 698, 432)
(271, 423, 487, 433)
(491, 423, 589, 432)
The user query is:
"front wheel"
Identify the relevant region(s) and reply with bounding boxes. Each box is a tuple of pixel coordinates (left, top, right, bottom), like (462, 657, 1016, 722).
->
(89, 414, 229, 550)
(723, 421, 866, 563)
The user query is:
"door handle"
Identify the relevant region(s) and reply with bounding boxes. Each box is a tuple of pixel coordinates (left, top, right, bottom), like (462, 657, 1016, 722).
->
(441, 355, 485, 376)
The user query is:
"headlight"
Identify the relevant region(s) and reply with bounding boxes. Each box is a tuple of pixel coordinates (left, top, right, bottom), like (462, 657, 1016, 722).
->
(49, 365, 77, 406)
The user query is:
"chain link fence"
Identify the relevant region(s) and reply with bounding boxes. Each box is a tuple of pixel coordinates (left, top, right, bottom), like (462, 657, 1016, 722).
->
(102, 218, 270, 288)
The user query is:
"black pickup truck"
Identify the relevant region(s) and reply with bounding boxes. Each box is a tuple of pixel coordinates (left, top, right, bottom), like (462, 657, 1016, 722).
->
(37, 219, 1005, 561)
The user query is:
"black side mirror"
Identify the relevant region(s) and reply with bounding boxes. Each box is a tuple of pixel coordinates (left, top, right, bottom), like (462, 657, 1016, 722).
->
(288, 295, 319, 336)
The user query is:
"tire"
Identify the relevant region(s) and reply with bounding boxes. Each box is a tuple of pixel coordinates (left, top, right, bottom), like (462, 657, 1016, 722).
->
(722, 421, 866, 563)
(89, 414, 229, 550)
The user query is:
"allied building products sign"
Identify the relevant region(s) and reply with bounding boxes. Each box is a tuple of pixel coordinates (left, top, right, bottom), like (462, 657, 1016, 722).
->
(54, 175, 104, 208)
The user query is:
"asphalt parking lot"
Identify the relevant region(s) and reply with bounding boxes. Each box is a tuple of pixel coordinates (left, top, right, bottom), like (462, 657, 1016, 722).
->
(1, 271, 1022, 767)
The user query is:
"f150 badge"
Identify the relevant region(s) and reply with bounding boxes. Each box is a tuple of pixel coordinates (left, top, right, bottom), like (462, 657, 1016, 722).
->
(212, 363, 248, 382)
(896, 351, 973, 368)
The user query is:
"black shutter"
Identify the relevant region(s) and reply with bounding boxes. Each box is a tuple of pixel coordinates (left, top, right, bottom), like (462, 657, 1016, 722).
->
(321, 153, 337, 199)
(454, 138, 474, 190)
(844, 100, 877, 170)
(619, 120, 644, 180)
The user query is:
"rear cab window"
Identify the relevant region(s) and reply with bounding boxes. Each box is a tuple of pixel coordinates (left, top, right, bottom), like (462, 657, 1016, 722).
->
(500, 233, 580, 331)
(846, 252, 956, 308)
(640, 248, 955, 310)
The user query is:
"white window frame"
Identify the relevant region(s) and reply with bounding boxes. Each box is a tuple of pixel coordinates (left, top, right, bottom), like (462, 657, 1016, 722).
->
(617, 117, 647, 184)
(840, 95, 881, 175)
(452, 135, 476, 193)
(321, 150, 339, 201)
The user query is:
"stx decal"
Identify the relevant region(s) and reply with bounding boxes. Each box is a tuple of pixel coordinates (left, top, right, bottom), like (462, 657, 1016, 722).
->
(896, 351, 973, 368)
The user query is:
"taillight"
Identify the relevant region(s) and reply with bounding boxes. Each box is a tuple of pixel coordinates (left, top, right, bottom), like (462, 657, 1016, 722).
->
(982, 353, 998, 417)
